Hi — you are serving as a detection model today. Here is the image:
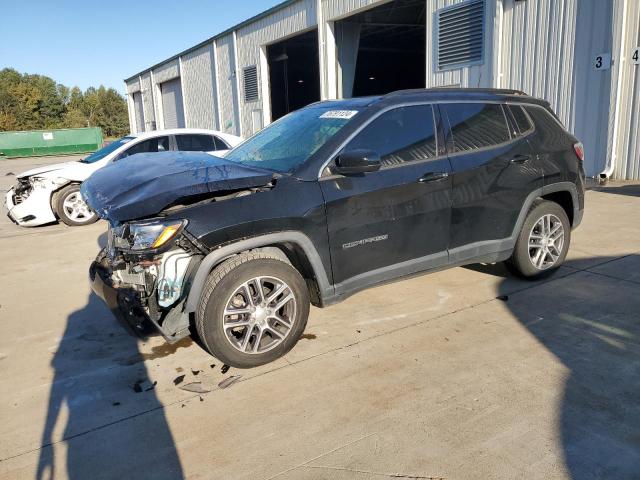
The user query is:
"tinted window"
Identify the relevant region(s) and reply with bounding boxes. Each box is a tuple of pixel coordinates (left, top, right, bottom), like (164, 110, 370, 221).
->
(510, 105, 534, 135)
(345, 105, 437, 167)
(121, 136, 169, 158)
(213, 136, 229, 150)
(176, 134, 216, 152)
(444, 103, 511, 152)
(81, 136, 135, 163)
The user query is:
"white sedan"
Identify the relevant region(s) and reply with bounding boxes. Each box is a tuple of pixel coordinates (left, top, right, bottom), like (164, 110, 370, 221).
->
(5, 128, 242, 227)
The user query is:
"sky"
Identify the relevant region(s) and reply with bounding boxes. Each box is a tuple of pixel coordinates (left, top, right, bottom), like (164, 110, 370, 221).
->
(1, 0, 282, 95)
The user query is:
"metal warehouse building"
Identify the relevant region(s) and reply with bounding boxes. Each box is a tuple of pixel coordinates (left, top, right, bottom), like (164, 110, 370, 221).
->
(124, 0, 640, 179)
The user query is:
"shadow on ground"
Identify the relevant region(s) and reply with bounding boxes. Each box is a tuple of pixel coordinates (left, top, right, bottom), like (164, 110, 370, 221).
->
(474, 255, 640, 479)
(36, 234, 184, 479)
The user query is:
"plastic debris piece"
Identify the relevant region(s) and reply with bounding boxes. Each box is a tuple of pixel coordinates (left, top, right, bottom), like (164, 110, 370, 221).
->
(180, 382, 211, 394)
(145, 381, 158, 391)
(199, 396, 204, 402)
(210, 364, 216, 369)
(173, 374, 186, 385)
(191, 369, 201, 376)
(218, 375, 242, 389)
(497, 295, 509, 301)
(221, 364, 230, 374)
(133, 382, 143, 393)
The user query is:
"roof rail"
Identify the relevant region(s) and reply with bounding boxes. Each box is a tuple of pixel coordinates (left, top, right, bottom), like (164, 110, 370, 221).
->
(383, 87, 529, 97)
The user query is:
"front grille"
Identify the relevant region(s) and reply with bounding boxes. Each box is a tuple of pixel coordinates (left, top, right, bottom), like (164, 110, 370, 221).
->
(13, 194, 24, 205)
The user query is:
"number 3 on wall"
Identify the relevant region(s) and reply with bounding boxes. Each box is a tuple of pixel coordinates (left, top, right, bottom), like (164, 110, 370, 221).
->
(594, 53, 611, 70)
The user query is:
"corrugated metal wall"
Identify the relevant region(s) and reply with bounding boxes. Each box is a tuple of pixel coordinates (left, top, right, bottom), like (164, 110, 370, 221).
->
(497, 0, 613, 177)
(216, 34, 241, 136)
(139, 72, 156, 131)
(181, 44, 219, 130)
(152, 59, 180, 84)
(610, 0, 640, 179)
(321, 0, 388, 20)
(236, 0, 317, 137)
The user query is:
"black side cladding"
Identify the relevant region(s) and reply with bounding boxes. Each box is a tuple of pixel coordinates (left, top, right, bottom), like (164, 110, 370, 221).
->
(80, 151, 274, 223)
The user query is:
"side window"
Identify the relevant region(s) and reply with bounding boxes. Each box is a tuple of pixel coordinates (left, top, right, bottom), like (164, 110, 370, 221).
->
(509, 105, 534, 135)
(213, 136, 229, 150)
(444, 103, 511, 153)
(344, 105, 437, 167)
(121, 136, 169, 158)
(176, 134, 216, 152)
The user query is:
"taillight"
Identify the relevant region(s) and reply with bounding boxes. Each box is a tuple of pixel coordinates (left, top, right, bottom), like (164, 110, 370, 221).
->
(573, 142, 584, 162)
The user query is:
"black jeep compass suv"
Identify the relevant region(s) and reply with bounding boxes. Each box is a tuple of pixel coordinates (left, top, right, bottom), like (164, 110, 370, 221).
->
(84, 88, 585, 368)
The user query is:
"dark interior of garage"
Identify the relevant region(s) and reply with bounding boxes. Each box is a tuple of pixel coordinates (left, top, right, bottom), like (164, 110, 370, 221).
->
(336, 0, 426, 98)
(267, 29, 321, 121)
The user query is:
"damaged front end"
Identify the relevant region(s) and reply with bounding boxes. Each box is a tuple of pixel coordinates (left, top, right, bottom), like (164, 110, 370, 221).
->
(90, 219, 204, 342)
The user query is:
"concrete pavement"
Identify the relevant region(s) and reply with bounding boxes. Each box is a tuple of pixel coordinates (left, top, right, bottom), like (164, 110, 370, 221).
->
(0, 157, 638, 479)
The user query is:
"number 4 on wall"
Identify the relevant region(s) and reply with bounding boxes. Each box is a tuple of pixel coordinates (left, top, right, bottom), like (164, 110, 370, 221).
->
(633, 47, 640, 65)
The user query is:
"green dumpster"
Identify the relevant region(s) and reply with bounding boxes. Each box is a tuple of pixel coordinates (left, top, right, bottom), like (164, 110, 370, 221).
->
(0, 127, 104, 158)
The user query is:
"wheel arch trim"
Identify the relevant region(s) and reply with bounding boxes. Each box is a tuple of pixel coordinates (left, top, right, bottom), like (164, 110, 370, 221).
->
(183, 231, 333, 313)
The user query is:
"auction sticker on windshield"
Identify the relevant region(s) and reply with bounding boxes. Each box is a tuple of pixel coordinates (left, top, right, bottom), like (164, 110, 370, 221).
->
(320, 110, 358, 120)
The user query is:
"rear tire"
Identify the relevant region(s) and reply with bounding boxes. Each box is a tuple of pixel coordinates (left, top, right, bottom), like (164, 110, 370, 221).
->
(196, 251, 310, 368)
(55, 184, 98, 226)
(507, 200, 571, 278)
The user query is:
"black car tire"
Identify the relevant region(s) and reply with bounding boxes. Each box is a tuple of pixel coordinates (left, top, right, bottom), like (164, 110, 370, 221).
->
(507, 200, 571, 278)
(55, 184, 99, 226)
(196, 250, 310, 368)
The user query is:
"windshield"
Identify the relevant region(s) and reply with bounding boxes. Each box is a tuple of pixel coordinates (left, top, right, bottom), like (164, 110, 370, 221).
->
(225, 107, 361, 173)
(81, 136, 135, 164)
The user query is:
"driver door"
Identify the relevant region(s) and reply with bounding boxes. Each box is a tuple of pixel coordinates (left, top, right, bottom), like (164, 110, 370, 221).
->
(320, 104, 452, 291)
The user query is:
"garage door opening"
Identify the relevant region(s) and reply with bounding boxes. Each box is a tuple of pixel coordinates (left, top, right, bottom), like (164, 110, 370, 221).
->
(267, 29, 321, 121)
(336, 0, 426, 98)
(161, 78, 185, 129)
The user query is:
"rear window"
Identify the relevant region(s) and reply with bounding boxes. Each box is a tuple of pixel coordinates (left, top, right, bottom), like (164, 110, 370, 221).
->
(510, 105, 534, 135)
(176, 134, 216, 152)
(443, 103, 511, 152)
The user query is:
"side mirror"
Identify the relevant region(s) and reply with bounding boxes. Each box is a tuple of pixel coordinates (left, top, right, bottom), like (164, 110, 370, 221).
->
(334, 149, 381, 175)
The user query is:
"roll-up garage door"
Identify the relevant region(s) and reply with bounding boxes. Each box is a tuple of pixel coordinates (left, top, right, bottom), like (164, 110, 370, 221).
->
(132, 91, 144, 132)
(161, 78, 185, 129)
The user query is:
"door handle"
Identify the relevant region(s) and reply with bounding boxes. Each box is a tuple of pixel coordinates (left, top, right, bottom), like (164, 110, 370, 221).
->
(510, 154, 531, 164)
(418, 171, 449, 183)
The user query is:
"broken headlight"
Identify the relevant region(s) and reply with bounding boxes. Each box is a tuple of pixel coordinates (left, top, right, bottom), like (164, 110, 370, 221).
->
(128, 219, 186, 251)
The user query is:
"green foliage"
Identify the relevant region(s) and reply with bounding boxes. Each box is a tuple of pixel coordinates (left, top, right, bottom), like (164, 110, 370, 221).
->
(0, 68, 129, 137)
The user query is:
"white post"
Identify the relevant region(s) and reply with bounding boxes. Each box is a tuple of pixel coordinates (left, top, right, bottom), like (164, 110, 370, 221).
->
(212, 40, 223, 131)
(260, 46, 272, 126)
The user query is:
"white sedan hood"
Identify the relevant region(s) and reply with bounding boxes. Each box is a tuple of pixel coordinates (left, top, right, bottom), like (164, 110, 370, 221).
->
(17, 160, 98, 182)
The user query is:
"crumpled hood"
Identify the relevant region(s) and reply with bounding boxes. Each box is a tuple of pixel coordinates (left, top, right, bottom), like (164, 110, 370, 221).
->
(81, 151, 274, 223)
(17, 161, 90, 179)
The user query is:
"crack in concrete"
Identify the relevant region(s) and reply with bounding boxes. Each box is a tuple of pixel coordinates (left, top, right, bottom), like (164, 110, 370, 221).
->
(304, 464, 444, 479)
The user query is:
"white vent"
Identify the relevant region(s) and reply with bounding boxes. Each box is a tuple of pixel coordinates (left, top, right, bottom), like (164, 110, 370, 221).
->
(437, 0, 485, 70)
(243, 66, 259, 103)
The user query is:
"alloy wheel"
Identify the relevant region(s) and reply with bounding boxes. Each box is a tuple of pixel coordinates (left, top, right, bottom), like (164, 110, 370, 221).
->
(222, 276, 296, 354)
(62, 192, 96, 223)
(528, 213, 565, 270)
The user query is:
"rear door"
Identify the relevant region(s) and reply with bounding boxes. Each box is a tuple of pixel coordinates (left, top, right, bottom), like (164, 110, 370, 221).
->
(440, 102, 541, 262)
(320, 104, 452, 289)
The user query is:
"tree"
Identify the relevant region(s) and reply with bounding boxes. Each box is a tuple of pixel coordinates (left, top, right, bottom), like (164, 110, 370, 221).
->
(0, 68, 130, 137)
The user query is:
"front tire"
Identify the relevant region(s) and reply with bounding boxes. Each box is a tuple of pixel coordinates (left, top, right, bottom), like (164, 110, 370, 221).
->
(196, 251, 310, 368)
(55, 184, 98, 226)
(507, 200, 571, 278)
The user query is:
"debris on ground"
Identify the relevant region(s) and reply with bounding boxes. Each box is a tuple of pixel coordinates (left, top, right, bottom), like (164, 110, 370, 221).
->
(218, 375, 243, 389)
(496, 295, 509, 301)
(5, 172, 14, 176)
(221, 364, 230, 374)
(176, 367, 184, 373)
(191, 369, 201, 376)
(180, 382, 212, 394)
(199, 396, 204, 402)
(356, 330, 362, 333)
(132, 379, 155, 393)
(145, 381, 158, 391)
(301, 333, 316, 339)
(210, 363, 215, 369)
(173, 374, 186, 385)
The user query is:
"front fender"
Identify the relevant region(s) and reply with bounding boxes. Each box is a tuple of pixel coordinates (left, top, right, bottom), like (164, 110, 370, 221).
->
(183, 231, 333, 313)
